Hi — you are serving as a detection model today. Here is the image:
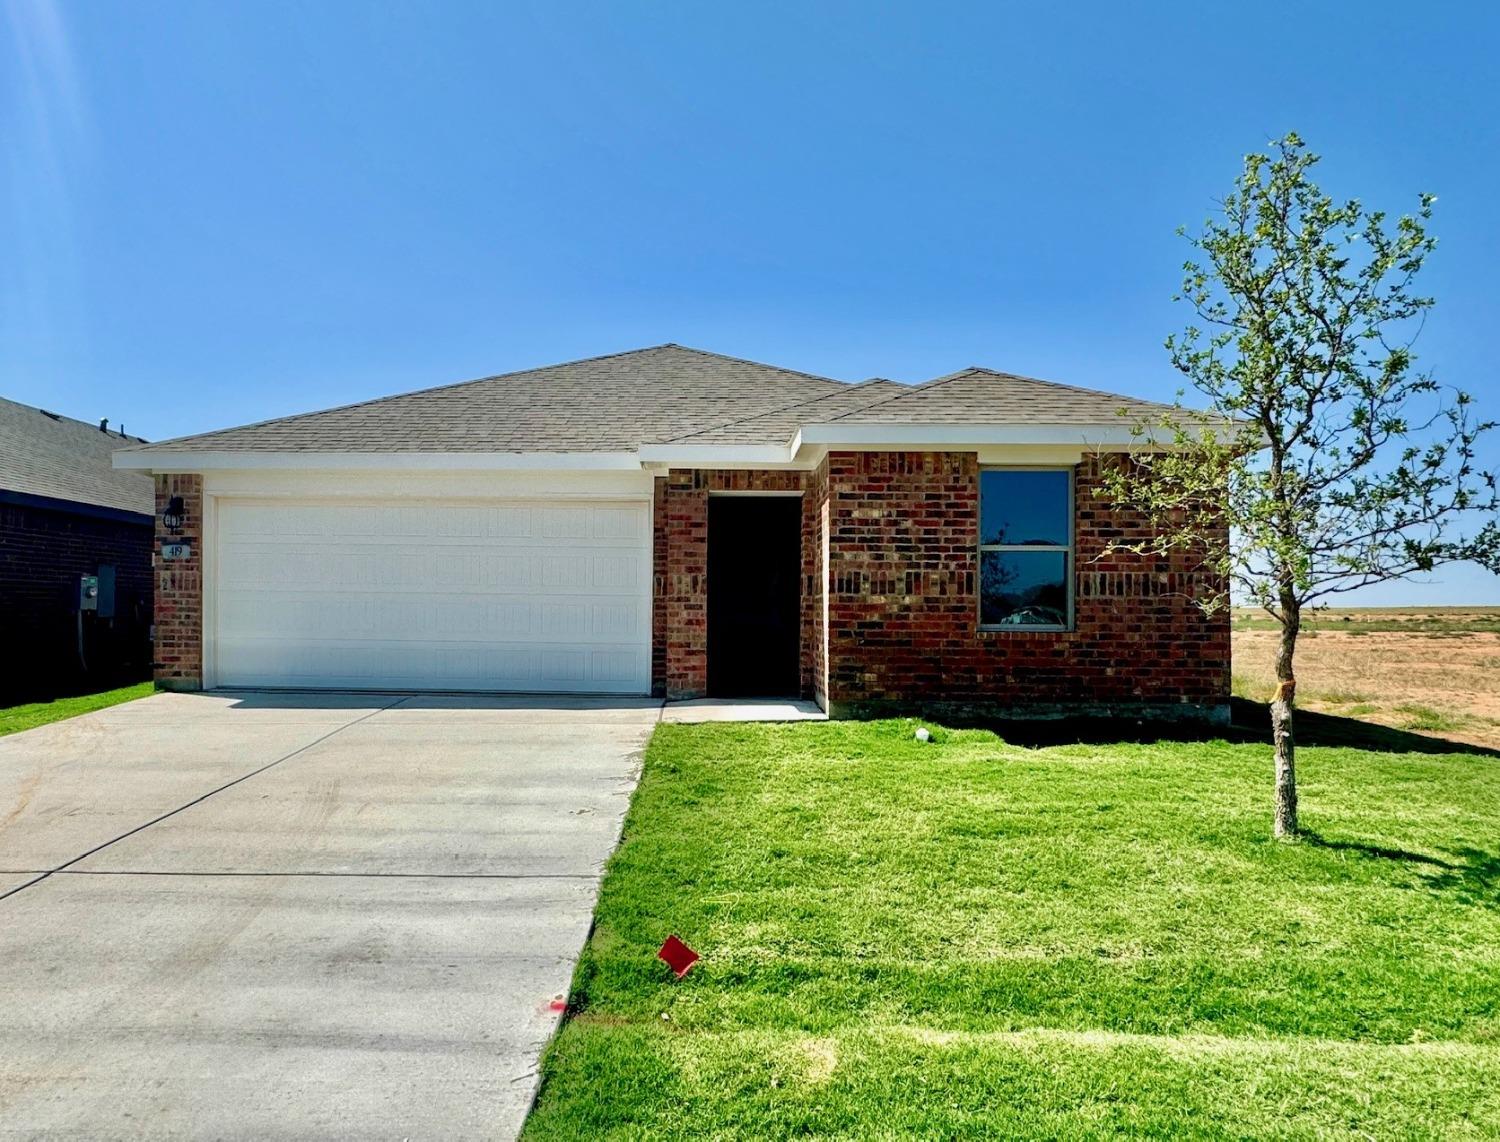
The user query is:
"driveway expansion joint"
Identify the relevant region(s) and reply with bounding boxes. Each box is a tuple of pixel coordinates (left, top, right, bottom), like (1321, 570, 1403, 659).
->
(0, 868, 601, 879)
(0, 690, 651, 1138)
(0, 695, 409, 905)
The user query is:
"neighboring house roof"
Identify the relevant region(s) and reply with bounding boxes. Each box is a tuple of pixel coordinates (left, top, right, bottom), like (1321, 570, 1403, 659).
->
(116, 343, 1196, 463)
(0, 397, 153, 517)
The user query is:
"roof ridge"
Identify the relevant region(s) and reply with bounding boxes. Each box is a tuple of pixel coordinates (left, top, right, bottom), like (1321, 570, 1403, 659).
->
(0, 395, 149, 441)
(817, 365, 1181, 425)
(661, 377, 893, 444)
(917, 366, 992, 386)
(945, 366, 1177, 409)
(814, 372, 977, 424)
(660, 343, 846, 388)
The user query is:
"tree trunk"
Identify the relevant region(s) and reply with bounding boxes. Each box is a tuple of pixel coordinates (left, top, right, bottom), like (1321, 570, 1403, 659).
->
(1271, 603, 1300, 839)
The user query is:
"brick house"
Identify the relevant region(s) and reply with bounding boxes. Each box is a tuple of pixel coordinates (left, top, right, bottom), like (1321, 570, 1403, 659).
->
(1, 398, 154, 700)
(114, 345, 1229, 720)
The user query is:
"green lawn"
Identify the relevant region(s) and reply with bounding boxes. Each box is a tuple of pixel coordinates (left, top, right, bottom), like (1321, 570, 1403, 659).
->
(0, 682, 154, 737)
(525, 720, 1500, 1139)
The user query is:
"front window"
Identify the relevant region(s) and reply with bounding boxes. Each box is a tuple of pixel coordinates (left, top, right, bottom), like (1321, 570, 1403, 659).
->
(979, 469, 1073, 629)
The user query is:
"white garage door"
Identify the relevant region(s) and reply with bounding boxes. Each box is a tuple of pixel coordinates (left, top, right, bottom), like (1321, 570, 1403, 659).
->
(214, 499, 652, 693)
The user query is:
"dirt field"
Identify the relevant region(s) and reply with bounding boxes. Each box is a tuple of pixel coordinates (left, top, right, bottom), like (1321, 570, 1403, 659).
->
(1232, 607, 1500, 751)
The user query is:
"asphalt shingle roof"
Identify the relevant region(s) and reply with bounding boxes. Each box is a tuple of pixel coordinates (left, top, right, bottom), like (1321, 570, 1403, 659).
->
(663, 379, 908, 445)
(120, 345, 1188, 457)
(123, 345, 848, 454)
(821, 367, 1184, 425)
(0, 397, 153, 516)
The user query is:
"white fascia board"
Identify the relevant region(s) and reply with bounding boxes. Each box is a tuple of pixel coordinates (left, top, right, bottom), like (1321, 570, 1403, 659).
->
(201, 467, 655, 500)
(789, 439, 1084, 468)
(795, 423, 1160, 447)
(635, 430, 1139, 468)
(634, 443, 796, 467)
(112, 450, 644, 473)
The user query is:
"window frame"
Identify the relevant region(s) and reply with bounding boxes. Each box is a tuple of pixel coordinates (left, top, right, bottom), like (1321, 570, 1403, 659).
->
(977, 465, 1075, 633)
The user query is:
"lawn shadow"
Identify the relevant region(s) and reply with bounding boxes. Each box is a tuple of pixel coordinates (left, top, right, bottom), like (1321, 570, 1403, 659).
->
(1302, 833, 1500, 906)
(0, 670, 151, 709)
(1418, 846, 1500, 906)
(1254, 701, 1500, 758)
(970, 697, 1500, 758)
(1300, 830, 1459, 870)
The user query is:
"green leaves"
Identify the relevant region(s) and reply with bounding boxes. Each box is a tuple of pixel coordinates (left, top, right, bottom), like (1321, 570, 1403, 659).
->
(1101, 132, 1500, 623)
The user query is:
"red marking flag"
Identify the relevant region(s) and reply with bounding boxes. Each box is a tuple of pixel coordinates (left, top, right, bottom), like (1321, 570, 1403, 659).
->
(658, 934, 700, 978)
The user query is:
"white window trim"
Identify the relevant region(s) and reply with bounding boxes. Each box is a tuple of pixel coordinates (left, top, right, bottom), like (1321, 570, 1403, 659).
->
(977, 466, 1075, 633)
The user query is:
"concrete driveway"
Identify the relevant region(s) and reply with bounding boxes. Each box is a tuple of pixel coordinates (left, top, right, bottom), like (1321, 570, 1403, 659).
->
(0, 691, 659, 1140)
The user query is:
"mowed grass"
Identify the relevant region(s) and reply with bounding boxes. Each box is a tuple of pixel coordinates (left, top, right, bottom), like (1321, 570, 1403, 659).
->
(525, 720, 1500, 1139)
(0, 682, 153, 737)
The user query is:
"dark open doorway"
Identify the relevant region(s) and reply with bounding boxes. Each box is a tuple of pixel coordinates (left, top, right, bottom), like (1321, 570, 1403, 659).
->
(708, 495, 801, 697)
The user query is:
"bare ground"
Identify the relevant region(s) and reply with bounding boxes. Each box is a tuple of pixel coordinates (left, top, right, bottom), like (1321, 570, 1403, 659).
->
(1233, 626, 1500, 751)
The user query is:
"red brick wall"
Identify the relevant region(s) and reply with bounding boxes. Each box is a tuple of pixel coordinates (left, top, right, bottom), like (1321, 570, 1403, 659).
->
(145, 455, 1227, 712)
(797, 473, 820, 698)
(651, 476, 668, 697)
(806, 457, 830, 706)
(154, 474, 203, 690)
(822, 451, 1229, 717)
(662, 471, 708, 698)
(0, 499, 153, 700)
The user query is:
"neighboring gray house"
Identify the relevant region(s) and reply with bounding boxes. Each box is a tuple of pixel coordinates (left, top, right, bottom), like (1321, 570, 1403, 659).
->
(0, 398, 154, 699)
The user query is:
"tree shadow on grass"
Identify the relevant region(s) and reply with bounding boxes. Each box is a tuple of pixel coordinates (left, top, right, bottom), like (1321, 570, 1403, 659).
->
(1418, 847, 1500, 906)
(974, 697, 1500, 758)
(1254, 701, 1500, 758)
(1302, 833, 1500, 906)
(1300, 830, 1459, 869)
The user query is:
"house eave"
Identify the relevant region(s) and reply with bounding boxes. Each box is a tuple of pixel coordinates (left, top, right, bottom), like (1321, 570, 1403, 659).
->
(794, 423, 1164, 448)
(635, 443, 795, 467)
(112, 425, 1208, 477)
(0, 488, 153, 526)
(112, 450, 647, 473)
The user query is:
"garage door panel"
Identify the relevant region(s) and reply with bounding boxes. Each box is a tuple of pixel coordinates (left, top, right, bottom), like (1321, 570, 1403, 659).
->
(217, 641, 641, 691)
(220, 592, 648, 640)
(215, 500, 651, 693)
(221, 548, 643, 595)
(222, 505, 644, 547)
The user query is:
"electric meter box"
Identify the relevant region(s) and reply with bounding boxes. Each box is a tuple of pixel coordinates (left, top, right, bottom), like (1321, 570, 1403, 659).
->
(77, 567, 114, 617)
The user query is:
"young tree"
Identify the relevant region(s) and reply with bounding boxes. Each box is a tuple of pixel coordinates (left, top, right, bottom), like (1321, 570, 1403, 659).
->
(1101, 133, 1500, 839)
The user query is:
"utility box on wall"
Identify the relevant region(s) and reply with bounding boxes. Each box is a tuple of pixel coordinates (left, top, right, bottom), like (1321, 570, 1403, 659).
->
(0, 501, 153, 702)
(78, 566, 117, 616)
(97, 564, 116, 618)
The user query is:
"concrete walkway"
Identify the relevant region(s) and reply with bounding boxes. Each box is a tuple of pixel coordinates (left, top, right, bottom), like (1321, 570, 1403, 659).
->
(0, 691, 659, 1139)
(662, 696, 826, 722)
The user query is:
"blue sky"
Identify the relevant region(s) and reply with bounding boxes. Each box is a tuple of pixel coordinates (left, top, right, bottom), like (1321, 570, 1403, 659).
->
(4, 1, 1497, 603)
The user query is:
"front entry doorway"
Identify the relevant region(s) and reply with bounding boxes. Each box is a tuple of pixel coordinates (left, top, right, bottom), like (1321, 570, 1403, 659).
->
(707, 495, 801, 697)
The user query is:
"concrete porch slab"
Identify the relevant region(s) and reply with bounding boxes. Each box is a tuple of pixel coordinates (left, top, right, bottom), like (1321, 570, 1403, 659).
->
(661, 698, 827, 723)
